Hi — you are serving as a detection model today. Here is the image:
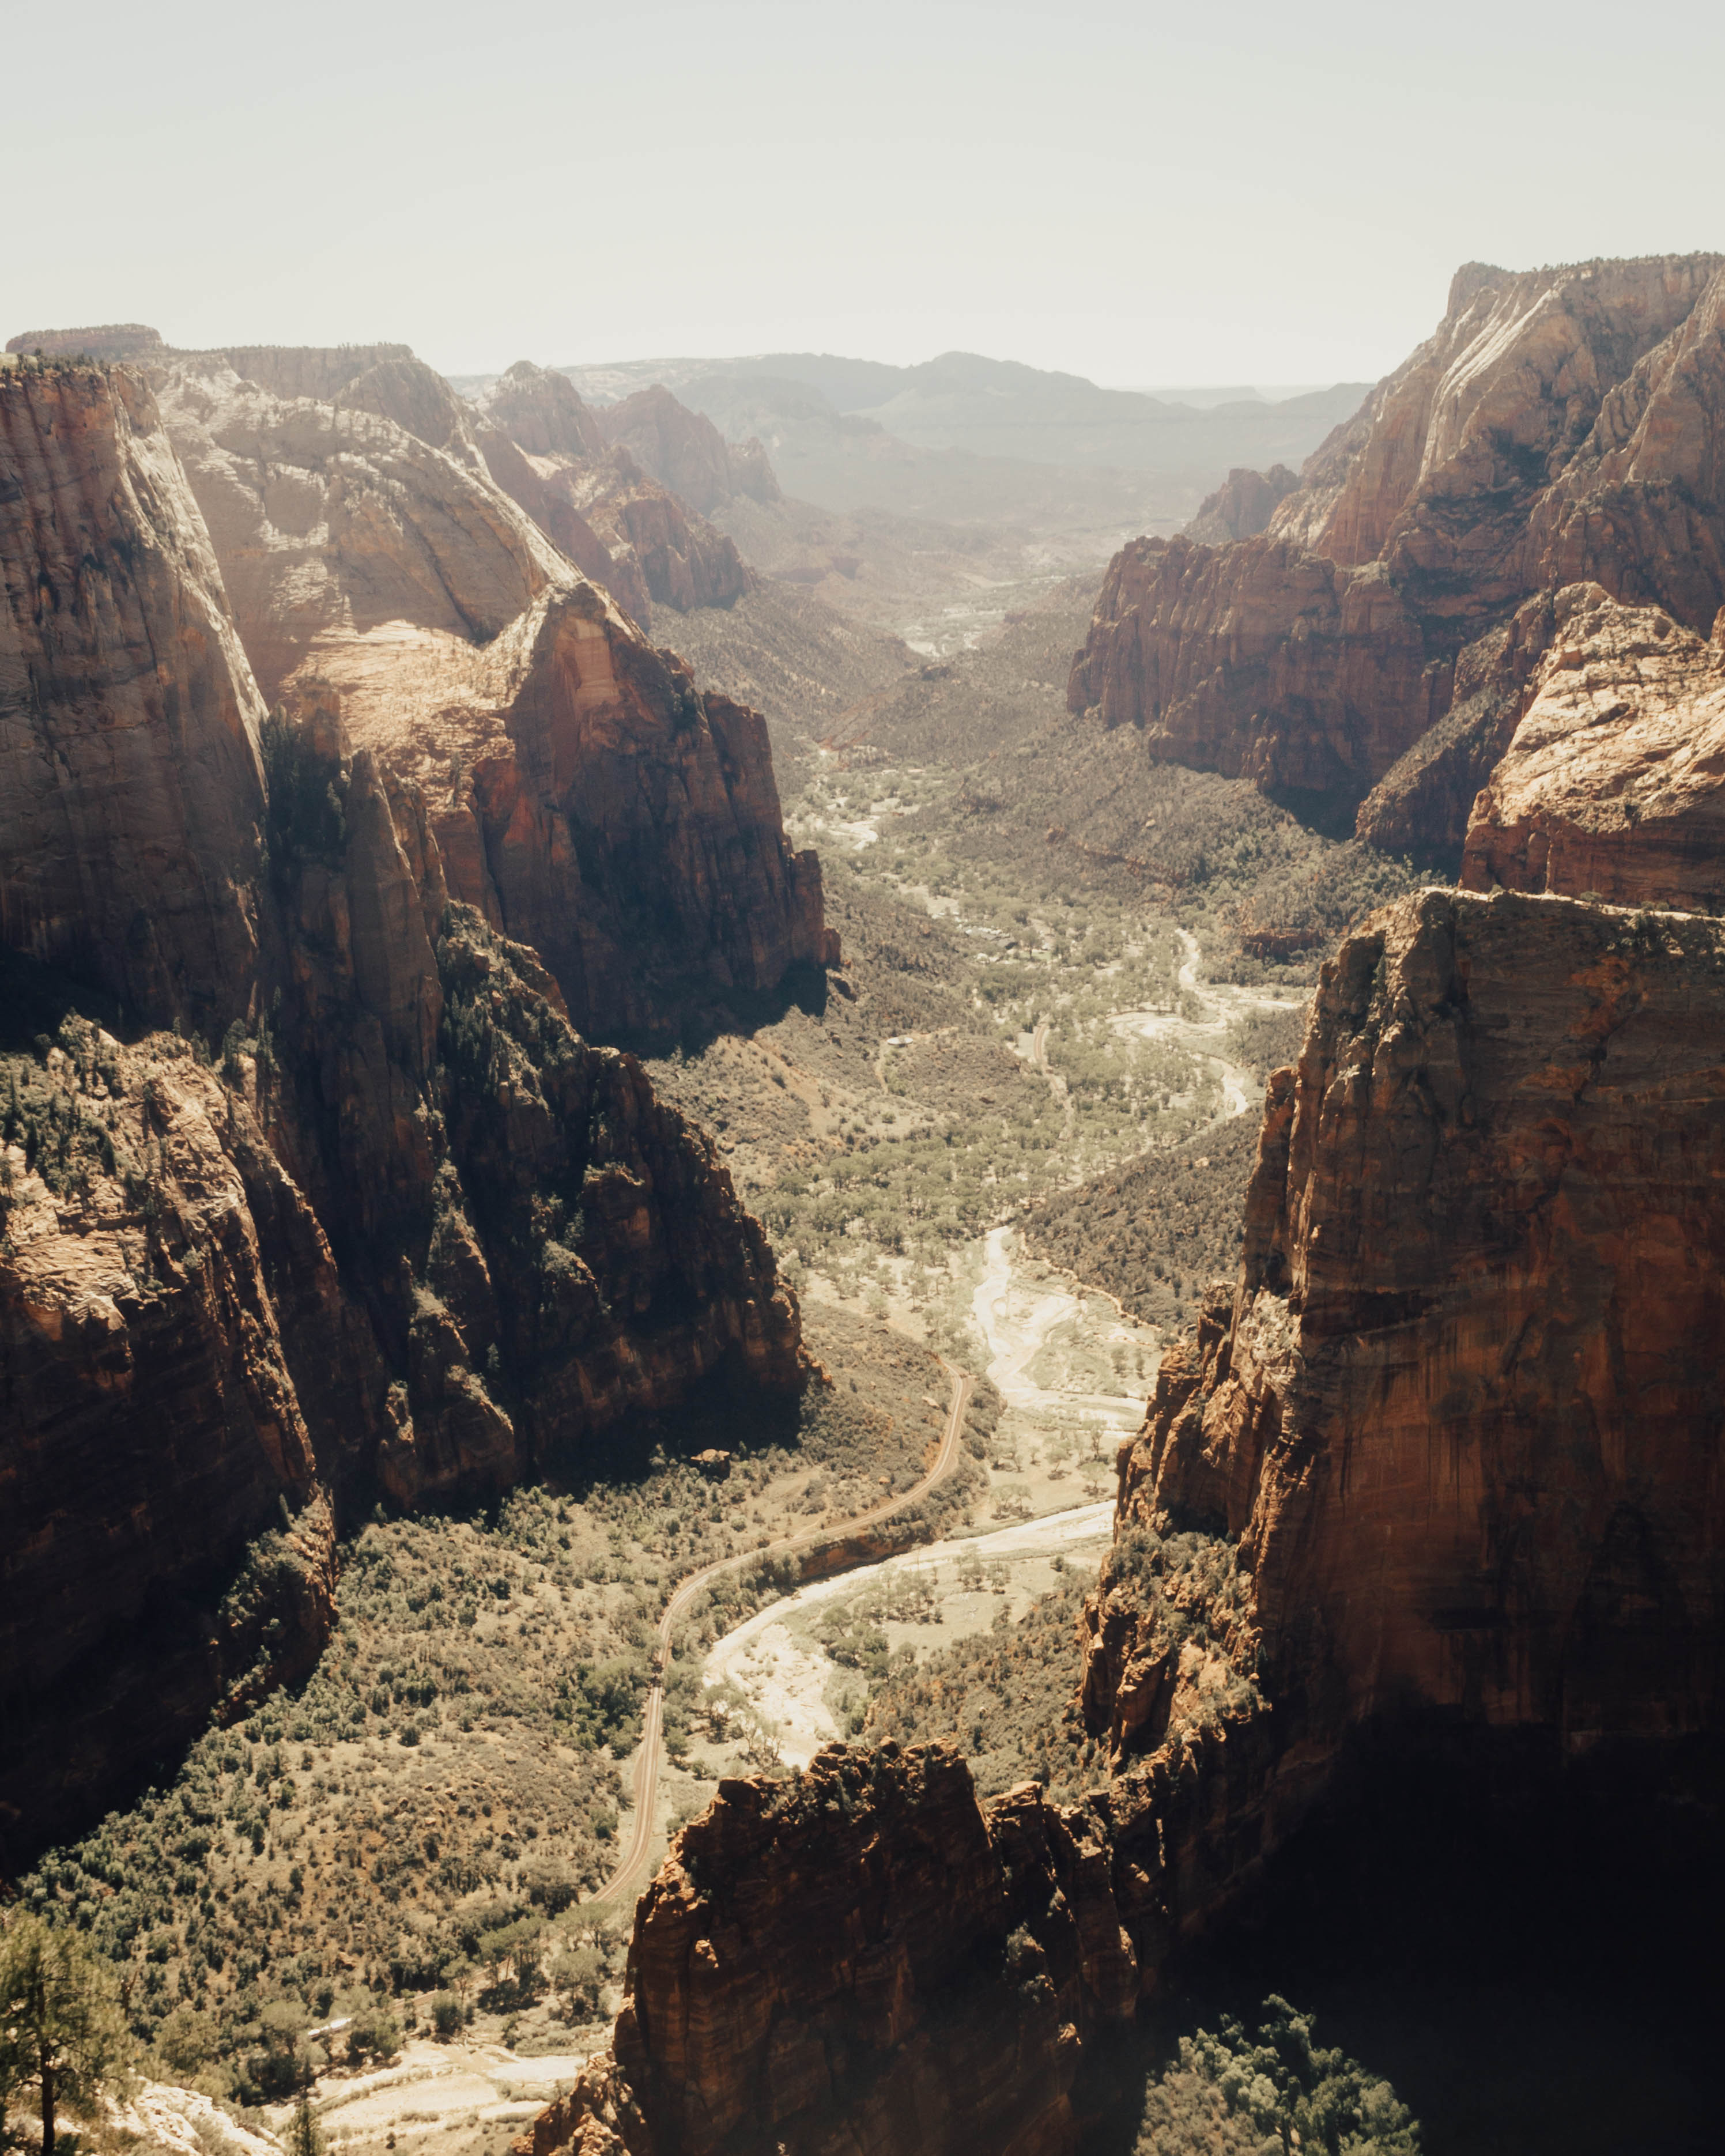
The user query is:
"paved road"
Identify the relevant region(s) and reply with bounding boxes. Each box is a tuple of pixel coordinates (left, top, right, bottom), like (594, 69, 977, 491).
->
(589, 1359, 974, 1906)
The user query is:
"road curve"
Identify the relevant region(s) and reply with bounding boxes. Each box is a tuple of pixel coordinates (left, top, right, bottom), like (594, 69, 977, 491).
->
(589, 1358, 974, 1906)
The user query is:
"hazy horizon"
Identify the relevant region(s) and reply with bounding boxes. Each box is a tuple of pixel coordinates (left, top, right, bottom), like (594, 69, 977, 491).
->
(9, 0, 1722, 386)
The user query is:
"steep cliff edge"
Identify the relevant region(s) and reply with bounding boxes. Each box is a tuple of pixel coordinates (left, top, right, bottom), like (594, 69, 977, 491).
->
(1071, 254, 1725, 845)
(529, 879, 1725, 2156)
(1109, 885, 1724, 1743)
(149, 352, 810, 1039)
(0, 361, 814, 1864)
(0, 362, 267, 1029)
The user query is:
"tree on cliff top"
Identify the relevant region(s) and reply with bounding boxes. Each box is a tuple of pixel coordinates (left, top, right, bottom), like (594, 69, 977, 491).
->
(0, 1915, 132, 2156)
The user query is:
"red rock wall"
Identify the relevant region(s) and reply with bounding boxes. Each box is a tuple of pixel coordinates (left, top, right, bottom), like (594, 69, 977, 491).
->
(1116, 886, 1725, 1745)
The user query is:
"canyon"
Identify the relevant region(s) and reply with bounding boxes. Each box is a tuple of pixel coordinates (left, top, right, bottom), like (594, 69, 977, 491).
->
(1071, 254, 1725, 854)
(5, 254, 1725, 2156)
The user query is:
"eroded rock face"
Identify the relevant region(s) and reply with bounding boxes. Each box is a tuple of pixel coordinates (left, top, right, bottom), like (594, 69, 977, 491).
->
(0, 364, 268, 1029)
(525, 1746, 1143, 2156)
(1066, 534, 1444, 807)
(0, 362, 815, 1861)
(1110, 886, 1725, 1745)
(281, 579, 826, 1040)
(0, 1026, 349, 1864)
(597, 383, 782, 512)
(1071, 254, 1725, 841)
(1183, 463, 1298, 545)
(153, 354, 563, 704)
(1461, 584, 1725, 908)
(470, 366, 756, 621)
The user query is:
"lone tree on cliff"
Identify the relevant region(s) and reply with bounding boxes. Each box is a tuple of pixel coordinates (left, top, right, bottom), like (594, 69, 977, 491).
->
(0, 1914, 131, 2156)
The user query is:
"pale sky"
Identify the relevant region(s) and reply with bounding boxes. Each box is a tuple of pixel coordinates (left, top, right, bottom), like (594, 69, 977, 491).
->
(7, 0, 1722, 387)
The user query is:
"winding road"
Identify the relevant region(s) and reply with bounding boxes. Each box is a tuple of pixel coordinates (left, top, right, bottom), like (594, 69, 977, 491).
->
(589, 1360, 973, 1906)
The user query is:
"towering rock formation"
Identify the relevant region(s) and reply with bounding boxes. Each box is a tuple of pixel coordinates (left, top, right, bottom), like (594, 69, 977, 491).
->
(0, 362, 267, 1030)
(470, 365, 756, 621)
(1104, 883, 1725, 1745)
(1071, 255, 1725, 851)
(530, 830, 1725, 2156)
(0, 356, 816, 1864)
(146, 350, 821, 1039)
(153, 352, 564, 704)
(1183, 462, 1298, 545)
(596, 383, 782, 512)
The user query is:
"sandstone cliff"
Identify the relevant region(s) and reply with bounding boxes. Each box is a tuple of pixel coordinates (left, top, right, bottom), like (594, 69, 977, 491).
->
(1107, 885, 1725, 1742)
(0, 362, 268, 1030)
(0, 359, 817, 1864)
(1461, 584, 1725, 907)
(145, 351, 818, 1039)
(529, 876, 1725, 2156)
(153, 353, 564, 704)
(1072, 254, 1725, 848)
(1182, 463, 1298, 545)
(597, 383, 782, 512)
(464, 363, 756, 622)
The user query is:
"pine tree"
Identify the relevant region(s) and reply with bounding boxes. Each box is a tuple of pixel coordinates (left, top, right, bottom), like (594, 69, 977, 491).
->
(0, 1915, 131, 2156)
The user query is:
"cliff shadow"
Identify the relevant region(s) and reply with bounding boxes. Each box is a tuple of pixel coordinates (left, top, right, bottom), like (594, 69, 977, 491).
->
(609, 957, 831, 1062)
(1082, 1717, 1725, 2156)
(0, 947, 139, 1052)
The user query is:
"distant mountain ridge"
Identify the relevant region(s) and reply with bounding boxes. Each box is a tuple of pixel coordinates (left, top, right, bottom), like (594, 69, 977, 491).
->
(539, 348, 1369, 480)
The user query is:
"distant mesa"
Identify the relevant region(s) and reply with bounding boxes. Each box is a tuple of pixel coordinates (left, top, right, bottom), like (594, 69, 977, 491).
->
(5, 321, 164, 360)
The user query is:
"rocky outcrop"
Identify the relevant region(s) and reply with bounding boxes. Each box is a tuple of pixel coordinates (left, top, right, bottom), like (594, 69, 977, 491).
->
(597, 384, 782, 512)
(153, 354, 564, 704)
(145, 352, 818, 1036)
(1183, 463, 1298, 545)
(0, 360, 817, 1864)
(1066, 533, 1444, 809)
(474, 361, 607, 462)
(272, 579, 827, 1041)
(1461, 585, 1725, 908)
(0, 362, 268, 1030)
(466, 365, 756, 621)
(0, 1022, 349, 1866)
(1072, 254, 1725, 842)
(567, 450, 754, 616)
(1107, 885, 1725, 1743)
(523, 1746, 1141, 2156)
(523, 1701, 1284, 2156)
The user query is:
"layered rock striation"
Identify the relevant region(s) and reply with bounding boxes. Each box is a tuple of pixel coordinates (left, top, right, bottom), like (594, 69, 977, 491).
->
(0, 363, 268, 1030)
(531, 875, 1725, 2156)
(143, 350, 821, 1039)
(1460, 583, 1725, 909)
(0, 357, 817, 1863)
(596, 383, 782, 513)
(1071, 254, 1725, 848)
(1106, 885, 1725, 1743)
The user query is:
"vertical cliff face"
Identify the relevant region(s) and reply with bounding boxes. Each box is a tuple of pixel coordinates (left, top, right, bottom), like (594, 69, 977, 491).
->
(1065, 534, 1443, 808)
(0, 1022, 350, 1863)
(523, 1745, 1160, 2156)
(1111, 886, 1725, 1743)
(277, 577, 828, 1041)
(0, 361, 816, 1863)
(0, 363, 267, 1029)
(1071, 254, 1725, 844)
